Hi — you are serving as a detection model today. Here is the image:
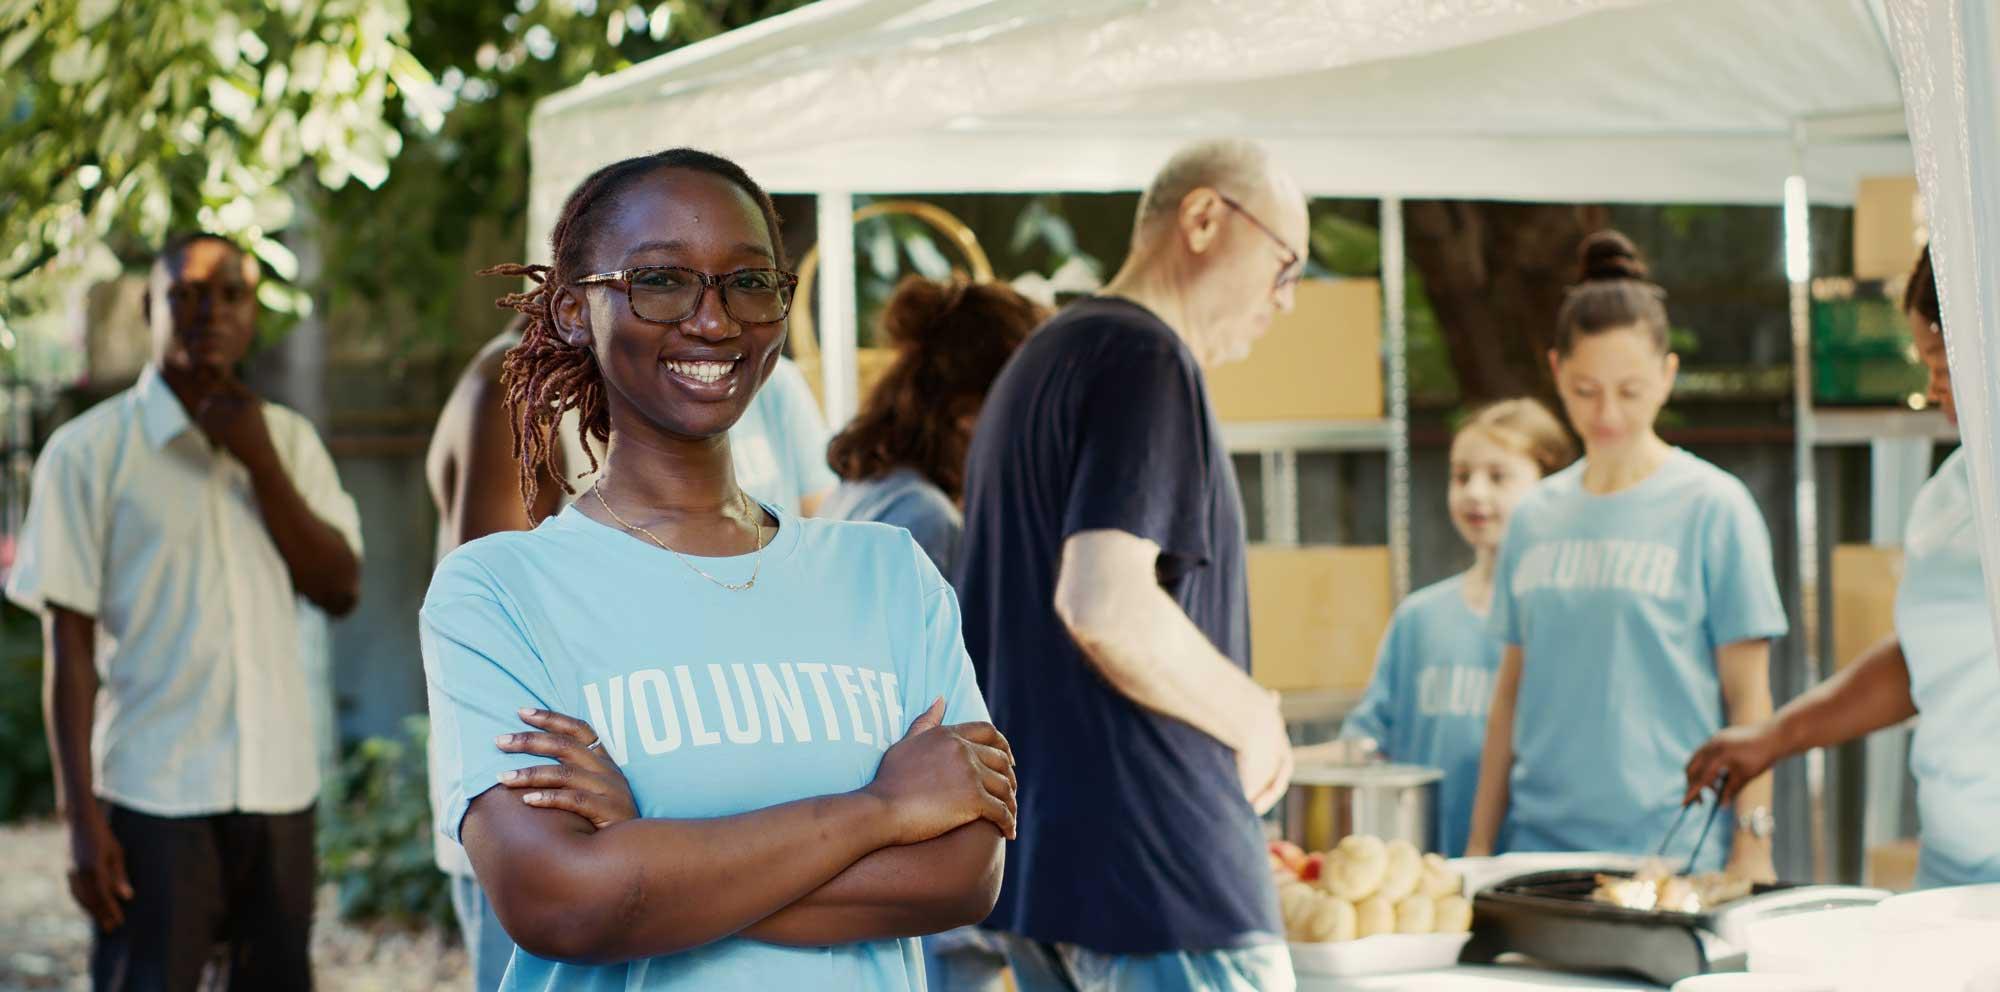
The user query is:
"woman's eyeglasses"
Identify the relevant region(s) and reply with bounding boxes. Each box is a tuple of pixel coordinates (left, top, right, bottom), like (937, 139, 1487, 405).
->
(572, 266, 799, 324)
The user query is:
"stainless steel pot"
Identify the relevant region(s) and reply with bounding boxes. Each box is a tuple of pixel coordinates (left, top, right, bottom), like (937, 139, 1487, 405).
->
(1280, 761, 1441, 852)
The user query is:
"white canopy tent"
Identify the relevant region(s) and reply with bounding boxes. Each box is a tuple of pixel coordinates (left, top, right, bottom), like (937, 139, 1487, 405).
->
(529, 0, 1910, 207)
(530, 0, 2000, 878)
(528, 0, 1916, 423)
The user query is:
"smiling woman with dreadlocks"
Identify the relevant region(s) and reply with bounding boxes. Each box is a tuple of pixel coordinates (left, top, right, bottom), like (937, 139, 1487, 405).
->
(419, 149, 1016, 991)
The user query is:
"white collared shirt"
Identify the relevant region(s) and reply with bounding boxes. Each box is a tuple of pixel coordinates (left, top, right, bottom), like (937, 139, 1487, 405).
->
(4, 365, 363, 816)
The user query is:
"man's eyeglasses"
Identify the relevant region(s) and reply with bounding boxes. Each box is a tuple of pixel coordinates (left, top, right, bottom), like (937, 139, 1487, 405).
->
(573, 266, 799, 325)
(1216, 193, 1305, 291)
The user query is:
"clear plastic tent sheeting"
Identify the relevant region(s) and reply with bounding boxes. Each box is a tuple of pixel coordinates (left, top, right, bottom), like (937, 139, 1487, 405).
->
(1886, 0, 2000, 669)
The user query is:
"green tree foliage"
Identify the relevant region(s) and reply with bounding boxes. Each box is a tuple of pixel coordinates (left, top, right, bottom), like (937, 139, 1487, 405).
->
(317, 0, 809, 357)
(0, 0, 444, 379)
(0, 0, 809, 379)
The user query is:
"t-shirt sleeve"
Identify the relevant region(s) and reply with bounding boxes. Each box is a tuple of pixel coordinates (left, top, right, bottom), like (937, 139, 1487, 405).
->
(1701, 483, 1790, 646)
(1341, 613, 1405, 747)
(275, 410, 364, 559)
(419, 556, 563, 844)
(1059, 335, 1213, 565)
(1489, 515, 1528, 648)
(773, 359, 838, 499)
(899, 537, 989, 730)
(879, 489, 962, 579)
(4, 440, 104, 616)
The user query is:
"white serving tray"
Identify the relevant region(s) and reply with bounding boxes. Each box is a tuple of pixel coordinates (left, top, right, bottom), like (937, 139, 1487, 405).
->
(1288, 932, 1474, 977)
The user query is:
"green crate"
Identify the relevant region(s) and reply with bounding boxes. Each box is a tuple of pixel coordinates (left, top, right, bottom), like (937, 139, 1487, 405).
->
(1812, 297, 1928, 406)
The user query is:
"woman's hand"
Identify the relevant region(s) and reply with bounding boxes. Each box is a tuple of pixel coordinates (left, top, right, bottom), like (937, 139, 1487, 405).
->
(1683, 722, 1785, 808)
(863, 698, 1018, 846)
(495, 707, 639, 830)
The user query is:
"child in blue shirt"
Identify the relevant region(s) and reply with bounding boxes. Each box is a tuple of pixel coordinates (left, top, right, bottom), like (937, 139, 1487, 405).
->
(421, 149, 1016, 992)
(1465, 231, 1788, 880)
(1340, 399, 1575, 856)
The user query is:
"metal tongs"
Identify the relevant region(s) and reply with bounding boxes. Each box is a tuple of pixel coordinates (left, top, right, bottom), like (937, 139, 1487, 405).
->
(1655, 771, 1730, 875)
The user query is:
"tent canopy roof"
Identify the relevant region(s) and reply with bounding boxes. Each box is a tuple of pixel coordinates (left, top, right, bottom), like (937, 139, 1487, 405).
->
(530, 0, 1912, 243)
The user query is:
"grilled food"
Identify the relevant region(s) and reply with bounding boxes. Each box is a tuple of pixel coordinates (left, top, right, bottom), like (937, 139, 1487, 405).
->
(1589, 858, 1754, 913)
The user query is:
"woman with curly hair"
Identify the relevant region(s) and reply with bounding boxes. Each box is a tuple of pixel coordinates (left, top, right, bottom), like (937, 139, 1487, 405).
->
(821, 275, 1045, 577)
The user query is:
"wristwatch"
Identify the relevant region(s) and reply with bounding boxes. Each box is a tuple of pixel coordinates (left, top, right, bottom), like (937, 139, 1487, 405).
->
(1737, 805, 1776, 840)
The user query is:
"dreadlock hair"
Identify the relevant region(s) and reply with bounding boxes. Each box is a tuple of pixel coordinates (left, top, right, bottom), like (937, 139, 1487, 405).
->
(826, 276, 1045, 501)
(481, 148, 787, 514)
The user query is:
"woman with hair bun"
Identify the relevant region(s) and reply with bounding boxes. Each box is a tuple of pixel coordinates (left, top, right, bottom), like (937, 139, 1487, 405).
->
(821, 275, 1045, 578)
(1464, 231, 1788, 882)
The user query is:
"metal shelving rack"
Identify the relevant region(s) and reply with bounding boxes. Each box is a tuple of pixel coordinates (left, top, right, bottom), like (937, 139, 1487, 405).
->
(1786, 108, 1928, 884)
(1228, 197, 1413, 728)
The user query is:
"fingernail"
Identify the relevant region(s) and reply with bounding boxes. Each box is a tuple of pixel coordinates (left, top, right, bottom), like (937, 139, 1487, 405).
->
(498, 769, 519, 783)
(518, 707, 537, 718)
(522, 792, 543, 804)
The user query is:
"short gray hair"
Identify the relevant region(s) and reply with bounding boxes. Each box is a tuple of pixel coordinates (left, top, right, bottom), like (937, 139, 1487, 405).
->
(1134, 139, 1276, 233)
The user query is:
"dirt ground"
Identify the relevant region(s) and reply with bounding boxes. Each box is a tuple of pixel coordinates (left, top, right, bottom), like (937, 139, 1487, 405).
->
(0, 819, 469, 992)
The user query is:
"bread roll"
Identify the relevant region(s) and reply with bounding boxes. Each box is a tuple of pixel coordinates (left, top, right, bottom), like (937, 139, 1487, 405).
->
(1434, 894, 1474, 933)
(1338, 833, 1386, 863)
(1355, 894, 1397, 938)
(1395, 894, 1437, 934)
(1376, 839, 1423, 902)
(1323, 836, 1389, 901)
(1304, 893, 1358, 943)
(1416, 853, 1462, 898)
(1278, 879, 1320, 934)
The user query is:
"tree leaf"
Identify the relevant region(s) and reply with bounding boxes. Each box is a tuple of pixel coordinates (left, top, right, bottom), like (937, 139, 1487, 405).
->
(254, 236, 299, 281)
(77, 0, 117, 32)
(0, 18, 39, 74)
(207, 77, 258, 125)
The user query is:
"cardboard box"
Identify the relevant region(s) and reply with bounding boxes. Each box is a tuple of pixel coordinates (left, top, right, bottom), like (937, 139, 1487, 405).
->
(1247, 544, 1393, 692)
(1854, 176, 1925, 281)
(1867, 837, 1921, 892)
(1208, 278, 1383, 422)
(1832, 544, 1905, 672)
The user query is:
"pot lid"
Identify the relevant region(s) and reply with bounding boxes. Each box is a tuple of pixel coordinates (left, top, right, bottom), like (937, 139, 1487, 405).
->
(1289, 760, 1444, 788)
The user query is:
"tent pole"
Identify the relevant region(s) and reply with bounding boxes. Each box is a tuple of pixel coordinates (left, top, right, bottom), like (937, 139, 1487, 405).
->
(1382, 196, 1411, 603)
(1785, 128, 1830, 885)
(816, 190, 860, 426)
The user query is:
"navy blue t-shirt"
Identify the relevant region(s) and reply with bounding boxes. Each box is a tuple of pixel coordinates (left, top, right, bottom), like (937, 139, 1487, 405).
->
(955, 296, 1279, 954)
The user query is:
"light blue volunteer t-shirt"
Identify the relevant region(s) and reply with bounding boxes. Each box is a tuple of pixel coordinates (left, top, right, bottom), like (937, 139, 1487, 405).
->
(1490, 449, 1788, 870)
(731, 357, 839, 512)
(420, 502, 989, 992)
(1341, 574, 1499, 856)
(1895, 448, 2000, 889)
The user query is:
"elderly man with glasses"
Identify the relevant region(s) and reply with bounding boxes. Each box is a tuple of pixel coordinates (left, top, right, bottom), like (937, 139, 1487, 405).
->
(951, 139, 1308, 992)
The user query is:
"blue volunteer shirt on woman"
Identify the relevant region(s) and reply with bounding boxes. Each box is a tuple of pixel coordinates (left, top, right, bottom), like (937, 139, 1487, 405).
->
(420, 503, 988, 992)
(1490, 450, 1787, 869)
(1895, 448, 2000, 889)
(1341, 574, 1498, 856)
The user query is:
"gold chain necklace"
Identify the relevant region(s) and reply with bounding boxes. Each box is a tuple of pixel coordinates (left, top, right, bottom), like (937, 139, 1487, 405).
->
(591, 483, 767, 592)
